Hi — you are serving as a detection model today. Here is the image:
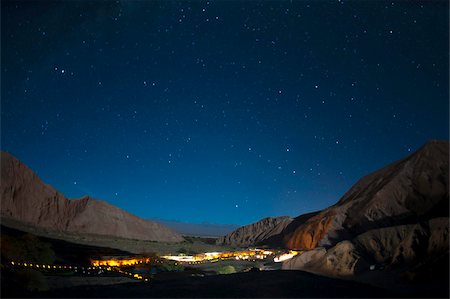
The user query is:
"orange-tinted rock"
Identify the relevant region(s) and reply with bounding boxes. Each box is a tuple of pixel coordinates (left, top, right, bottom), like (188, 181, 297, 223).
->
(284, 210, 336, 250)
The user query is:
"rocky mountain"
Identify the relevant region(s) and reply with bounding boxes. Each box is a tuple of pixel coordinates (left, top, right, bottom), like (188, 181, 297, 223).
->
(216, 141, 449, 295)
(282, 140, 449, 250)
(0, 151, 184, 243)
(279, 140, 449, 295)
(216, 216, 293, 247)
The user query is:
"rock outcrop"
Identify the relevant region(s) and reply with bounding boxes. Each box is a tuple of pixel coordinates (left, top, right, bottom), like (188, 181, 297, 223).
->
(216, 216, 293, 247)
(283, 217, 449, 276)
(0, 151, 184, 242)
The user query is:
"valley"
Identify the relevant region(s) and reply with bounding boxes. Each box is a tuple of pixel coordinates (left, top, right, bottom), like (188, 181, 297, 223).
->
(2, 228, 399, 298)
(1, 224, 299, 297)
(1, 141, 449, 298)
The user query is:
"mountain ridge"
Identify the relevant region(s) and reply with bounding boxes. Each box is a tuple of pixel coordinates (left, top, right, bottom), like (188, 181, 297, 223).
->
(282, 140, 449, 250)
(216, 216, 293, 247)
(217, 140, 449, 294)
(0, 151, 184, 243)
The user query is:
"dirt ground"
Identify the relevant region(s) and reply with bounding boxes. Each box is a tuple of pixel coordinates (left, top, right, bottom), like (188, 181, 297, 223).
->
(34, 270, 402, 298)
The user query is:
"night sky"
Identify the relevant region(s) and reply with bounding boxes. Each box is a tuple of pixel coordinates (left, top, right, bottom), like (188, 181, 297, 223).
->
(2, 1, 448, 225)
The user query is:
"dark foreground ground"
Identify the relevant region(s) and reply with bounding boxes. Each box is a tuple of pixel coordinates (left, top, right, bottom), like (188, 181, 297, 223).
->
(2, 223, 448, 298)
(4, 270, 405, 298)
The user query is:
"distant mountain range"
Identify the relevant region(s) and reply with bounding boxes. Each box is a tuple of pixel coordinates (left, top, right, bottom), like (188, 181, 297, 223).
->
(216, 216, 293, 246)
(151, 219, 239, 237)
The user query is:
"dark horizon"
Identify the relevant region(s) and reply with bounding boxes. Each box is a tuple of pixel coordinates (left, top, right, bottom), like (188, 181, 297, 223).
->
(2, 1, 448, 226)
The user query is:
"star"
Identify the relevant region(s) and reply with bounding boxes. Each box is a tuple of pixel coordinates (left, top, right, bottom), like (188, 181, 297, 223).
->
(2, 0, 446, 228)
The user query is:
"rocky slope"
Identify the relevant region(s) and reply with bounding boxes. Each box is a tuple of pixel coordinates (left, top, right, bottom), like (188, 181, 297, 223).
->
(280, 140, 449, 295)
(282, 217, 449, 296)
(216, 216, 293, 247)
(283, 140, 449, 250)
(0, 151, 184, 242)
(282, 217, 449, 274)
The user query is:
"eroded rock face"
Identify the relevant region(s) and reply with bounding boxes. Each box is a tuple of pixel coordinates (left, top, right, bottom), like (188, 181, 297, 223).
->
(283, 241, 367, 277)
(283, 140, 449, 250)
(306, 240, 368, 276)
(216, 216, 293, 247)
(283, 217, 449, 278)
(281, 247, 326, 270)
(283, 210, 337, 250)
(0, 152, 184, 242)
(354, 217, 449, 267)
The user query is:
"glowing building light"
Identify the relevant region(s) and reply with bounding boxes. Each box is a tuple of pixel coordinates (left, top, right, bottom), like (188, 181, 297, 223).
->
(274, 251, 300, 262)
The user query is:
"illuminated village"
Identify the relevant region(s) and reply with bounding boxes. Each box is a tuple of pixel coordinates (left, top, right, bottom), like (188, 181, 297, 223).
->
(6, 248, 301, 284)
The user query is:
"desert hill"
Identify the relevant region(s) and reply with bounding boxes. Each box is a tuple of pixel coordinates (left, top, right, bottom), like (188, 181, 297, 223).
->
(219, 141, 449, 251)
(0, 151, 184, 243)
(281, 140, 449, 296)
(216, 216, 293, 247)
(219, 140, 449, 295)
(282, 140, 448, 250)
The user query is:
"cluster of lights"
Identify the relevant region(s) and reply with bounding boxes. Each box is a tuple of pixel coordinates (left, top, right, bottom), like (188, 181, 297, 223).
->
(115, 268, 148, 281)
(163, 249, 275, 263)
(9, 249, 301, 283)
(273, 250, 301, 262)
(91, 257, 151, 267)
(187, 261, 205, 265)
(10, 261, 77, 270)
(9, 261, 149, 282)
